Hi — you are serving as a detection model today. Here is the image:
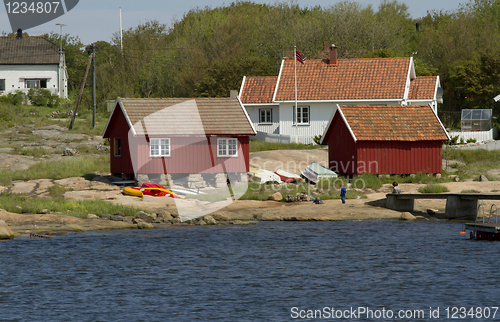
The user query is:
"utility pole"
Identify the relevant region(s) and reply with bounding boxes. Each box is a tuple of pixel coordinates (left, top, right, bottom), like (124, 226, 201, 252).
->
(56, 23, 66, 98)
(92, 44, 96, 129)
(69, 52, 93, 130)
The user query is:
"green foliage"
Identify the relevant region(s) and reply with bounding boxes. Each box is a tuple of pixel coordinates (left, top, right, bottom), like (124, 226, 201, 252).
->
(450, 135, 459, 145)
(26, 88, 60, 107)
(466, 138, 477, 143)
(0, 156, 110, 186)
(0, 192, 140, 218)
(0, 91, 26, 105)
(312, 134, 326, 145)
(418, 184, 449, 193)
(47, 183, 66, 198)
(352, 173, 383, 190)
(249, 139, 322, 152)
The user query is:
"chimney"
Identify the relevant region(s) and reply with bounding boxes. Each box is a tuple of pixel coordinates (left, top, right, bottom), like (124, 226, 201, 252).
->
(16, 29, 22, 39)
(329, 44, 338, 66)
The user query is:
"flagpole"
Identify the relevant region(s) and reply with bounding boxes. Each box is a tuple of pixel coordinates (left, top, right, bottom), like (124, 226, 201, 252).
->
(294, 45, 298, 144)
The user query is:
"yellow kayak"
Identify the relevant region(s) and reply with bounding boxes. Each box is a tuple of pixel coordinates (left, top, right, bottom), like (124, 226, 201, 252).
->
(123, 187, 144, 197)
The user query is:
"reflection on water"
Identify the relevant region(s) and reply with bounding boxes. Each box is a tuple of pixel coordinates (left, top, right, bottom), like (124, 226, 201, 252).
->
(1, 220, 499, 321)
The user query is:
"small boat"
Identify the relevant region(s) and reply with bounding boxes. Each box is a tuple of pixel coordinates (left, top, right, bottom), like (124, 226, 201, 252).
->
(274, 169, 301, 183)
(301, 161, 337, 184)
(248, 167, 282, 184)
(170, 188, 206, 195)
(123, 187, 144, 197)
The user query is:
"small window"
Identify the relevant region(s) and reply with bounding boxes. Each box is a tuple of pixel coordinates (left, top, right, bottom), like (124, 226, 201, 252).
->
(259, 108, 272, 123)
(25, 79, 47, 88)
(114, 138, 121, 156)
(150, 138, 170, 157)
(217, 138, 238, 157)
(293, 106, 310, 125)
(0, 79, 5, 91)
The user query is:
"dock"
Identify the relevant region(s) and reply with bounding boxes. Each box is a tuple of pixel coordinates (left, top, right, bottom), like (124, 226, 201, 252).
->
(386, 193, 500, 221)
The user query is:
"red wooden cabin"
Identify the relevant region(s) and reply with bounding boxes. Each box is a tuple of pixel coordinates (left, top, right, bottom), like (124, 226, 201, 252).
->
(102, 98, 256, 179)
(320, 105, 450, 175)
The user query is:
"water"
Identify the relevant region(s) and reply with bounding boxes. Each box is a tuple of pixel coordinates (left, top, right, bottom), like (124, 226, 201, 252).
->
(1, 220, 499, 321)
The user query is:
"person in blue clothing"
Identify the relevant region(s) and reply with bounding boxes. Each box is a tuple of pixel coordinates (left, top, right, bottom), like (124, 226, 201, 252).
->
(340, 184, 347, 204)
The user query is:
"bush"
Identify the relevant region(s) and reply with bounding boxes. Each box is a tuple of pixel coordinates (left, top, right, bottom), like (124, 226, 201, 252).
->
(418, 184, 449, 193)
(450, 135, 459, 145)
(312, 134, 326, 145)
(466, 138, 477, 143)
(0, 102, 14, 122)
(352, 173, 382, 190)
(26, 88, 60, 107)
(0, 91, 26, 105)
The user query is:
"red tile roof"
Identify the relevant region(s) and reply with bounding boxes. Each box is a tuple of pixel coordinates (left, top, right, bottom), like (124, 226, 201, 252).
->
(274, 58, 411, 101)
(239, 76, 277, 104)
(408, 76, 437, 100)
(107, 98, 255, 137)
(339, 105, 448, 141)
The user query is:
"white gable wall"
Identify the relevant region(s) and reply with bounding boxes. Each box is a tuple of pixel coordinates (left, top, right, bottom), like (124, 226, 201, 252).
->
(246, 105, 280, 134)
(0, 64, 63, 97)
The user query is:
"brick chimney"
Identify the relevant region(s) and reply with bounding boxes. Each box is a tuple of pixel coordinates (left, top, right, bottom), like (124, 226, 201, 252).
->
(328, 44, 338, 66)
(16, 29, 22, 39)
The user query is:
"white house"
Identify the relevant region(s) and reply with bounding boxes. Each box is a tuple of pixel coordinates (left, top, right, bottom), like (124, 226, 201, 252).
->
(239, 45, 443, 144)
(0, 30, 68, 99)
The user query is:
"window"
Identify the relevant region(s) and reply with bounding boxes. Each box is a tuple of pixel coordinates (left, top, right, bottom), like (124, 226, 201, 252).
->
(150, 138, 170, 157)
(292, 106, 310, 125)
(259, 108, 272, 123)
(114, 138, 121, 156)
(217, 138, 238, 157)
(25, 79, 47, 88)
(0, 79, 5, 91)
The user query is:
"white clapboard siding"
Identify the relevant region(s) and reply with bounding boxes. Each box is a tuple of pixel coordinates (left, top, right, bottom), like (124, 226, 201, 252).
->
(279, 103, 337, 144)
(245, 106, 280, 134)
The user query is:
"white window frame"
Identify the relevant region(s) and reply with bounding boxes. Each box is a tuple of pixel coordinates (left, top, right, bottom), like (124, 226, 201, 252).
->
(259, 108, 272, 124)
(217, 138, 238, 157)
(0, 79, 5, 91)
(150, 138, 170, 157)
(292, 106, 310, 125)
(25, 79, 47, 89)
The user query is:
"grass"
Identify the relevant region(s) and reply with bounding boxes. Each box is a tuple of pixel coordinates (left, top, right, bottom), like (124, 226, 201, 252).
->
(418, 184, 449, 194)
(0, 155, 110, 186)
(249, 139, 324, 153)
(47, 183, 66, 198)
(461, 189, 480, 193)
(239, 180, 366, 201)
(13, 146, 52, 157)
(0, 191, 140, 218)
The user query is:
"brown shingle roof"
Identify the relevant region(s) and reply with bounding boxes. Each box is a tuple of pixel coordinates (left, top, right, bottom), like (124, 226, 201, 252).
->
(239, 76, 277, 104)
(116, 98, 255, 136)
(0, 36, 59, 65)
(408, 76, 437, 100)
(340, 105, 448, 141)
(274, 58, 411, 101)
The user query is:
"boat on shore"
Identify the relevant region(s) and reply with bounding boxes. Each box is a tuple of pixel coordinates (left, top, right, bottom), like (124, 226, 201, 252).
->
(301, 162, 337, 184)
(274, 169, 301, 183)
(248, 167, 282, 184)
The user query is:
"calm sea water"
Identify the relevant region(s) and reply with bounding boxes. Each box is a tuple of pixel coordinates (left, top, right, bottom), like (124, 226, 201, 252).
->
(1, 220, 499, 322)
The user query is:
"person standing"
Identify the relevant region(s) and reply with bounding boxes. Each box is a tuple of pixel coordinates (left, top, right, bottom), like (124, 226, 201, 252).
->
(340, 184, 347, 204)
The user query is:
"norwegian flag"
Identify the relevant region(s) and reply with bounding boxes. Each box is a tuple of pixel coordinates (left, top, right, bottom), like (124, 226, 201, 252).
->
(295, 50, 306, 64)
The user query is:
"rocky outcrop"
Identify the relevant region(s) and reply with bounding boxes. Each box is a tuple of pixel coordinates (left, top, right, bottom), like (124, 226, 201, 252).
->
(0, 220, 14, 239)
(136, 222, 154, 229)
(268, 192, 283, 201)
(63, 148, 79, 156)
(285, 192, 313, 202)
(400, 212, 416, 221)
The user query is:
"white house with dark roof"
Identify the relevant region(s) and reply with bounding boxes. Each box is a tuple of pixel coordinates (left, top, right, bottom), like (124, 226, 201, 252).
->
(0, 30, 68, 98)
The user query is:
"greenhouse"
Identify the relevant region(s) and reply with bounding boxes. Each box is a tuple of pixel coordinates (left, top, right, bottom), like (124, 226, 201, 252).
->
(461, 109, 492, 131)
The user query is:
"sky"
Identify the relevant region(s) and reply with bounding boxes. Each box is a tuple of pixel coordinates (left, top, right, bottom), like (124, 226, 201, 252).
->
(1, 0, 466, 46)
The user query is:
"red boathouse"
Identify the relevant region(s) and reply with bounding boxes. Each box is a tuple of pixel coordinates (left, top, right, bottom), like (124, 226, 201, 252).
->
(102, 98, 256, 182)
(320, 105, 450, 175)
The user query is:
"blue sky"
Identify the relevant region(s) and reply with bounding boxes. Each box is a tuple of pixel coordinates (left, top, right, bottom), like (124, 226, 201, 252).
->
(1, 0, 465, 45)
